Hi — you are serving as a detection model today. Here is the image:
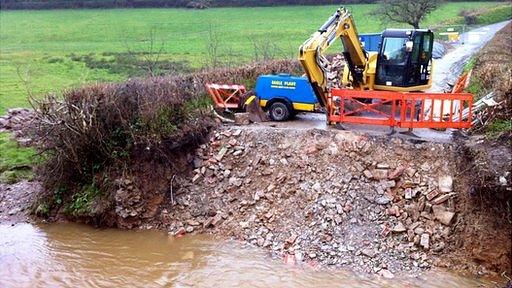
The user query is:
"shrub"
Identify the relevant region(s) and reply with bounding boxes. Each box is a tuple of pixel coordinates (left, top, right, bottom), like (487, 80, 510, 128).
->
(459, 9, 478, 25)
(34, 77, 213, 190)
(32, 59, 301, 221)
(475, 5, 512, 25)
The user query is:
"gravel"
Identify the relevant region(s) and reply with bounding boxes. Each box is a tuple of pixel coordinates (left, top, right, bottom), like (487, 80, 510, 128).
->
(159, 127, 460, 276)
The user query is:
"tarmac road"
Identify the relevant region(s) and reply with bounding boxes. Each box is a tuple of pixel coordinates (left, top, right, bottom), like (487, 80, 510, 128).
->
(428, 20, 511, 93)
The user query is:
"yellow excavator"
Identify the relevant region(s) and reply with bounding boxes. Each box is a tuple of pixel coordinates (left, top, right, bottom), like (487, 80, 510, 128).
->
(299, 6, 434, 107)
(207, 6, 472, 130)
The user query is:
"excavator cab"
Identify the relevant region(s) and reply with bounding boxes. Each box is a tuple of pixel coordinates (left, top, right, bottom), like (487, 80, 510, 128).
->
(375, 29, 434, 90)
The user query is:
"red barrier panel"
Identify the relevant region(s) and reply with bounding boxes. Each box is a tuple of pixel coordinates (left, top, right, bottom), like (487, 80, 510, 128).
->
(329, 89, 473, 129)
(206, 84, 246, 110)
(451, 70, 471, 94)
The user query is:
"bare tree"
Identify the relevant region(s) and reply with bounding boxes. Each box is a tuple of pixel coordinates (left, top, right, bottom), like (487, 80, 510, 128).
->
(122, 26, 166, 77)
(205, 23, 221, 68)
(140, 27, 166, 77)
(251, 39, 283, 62)
(375, 0, 442, 29)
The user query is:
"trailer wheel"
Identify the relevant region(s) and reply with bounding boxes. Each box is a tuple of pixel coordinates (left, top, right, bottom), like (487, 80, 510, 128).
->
(269, 101, 292, 121)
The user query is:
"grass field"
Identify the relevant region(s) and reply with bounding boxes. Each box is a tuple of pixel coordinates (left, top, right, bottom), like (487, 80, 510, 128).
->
(0, 2, 510, 114)
(0, 132, 35, 183)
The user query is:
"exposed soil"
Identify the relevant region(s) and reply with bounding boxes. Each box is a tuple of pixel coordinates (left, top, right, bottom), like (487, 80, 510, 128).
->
(439, 23, 512, 276)
(442, 135, 511, 275)
(1, 120, 510, 279)
(0, 180, 41, 224)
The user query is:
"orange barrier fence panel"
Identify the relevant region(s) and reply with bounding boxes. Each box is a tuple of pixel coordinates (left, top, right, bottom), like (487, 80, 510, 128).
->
(328, 89, 402, 127)
(451, 70, 472, 94)
(205, 84, 246, 110)
(399, 92, 473, 129)
(329, 89, 473, 129)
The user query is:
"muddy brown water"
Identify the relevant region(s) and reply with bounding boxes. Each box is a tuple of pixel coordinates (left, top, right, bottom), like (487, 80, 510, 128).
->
(0, 223, 499, 288)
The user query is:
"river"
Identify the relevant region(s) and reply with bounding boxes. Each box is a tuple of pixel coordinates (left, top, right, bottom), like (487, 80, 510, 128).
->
(0, 223, 501, 287)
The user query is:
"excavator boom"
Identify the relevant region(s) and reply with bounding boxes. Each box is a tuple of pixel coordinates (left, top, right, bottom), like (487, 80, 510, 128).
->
(299, 7, 368, 107)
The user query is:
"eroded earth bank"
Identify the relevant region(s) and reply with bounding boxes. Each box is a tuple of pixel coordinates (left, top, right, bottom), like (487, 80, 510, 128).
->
(2, 107, 511, 281)
(137, 127, 511, 278)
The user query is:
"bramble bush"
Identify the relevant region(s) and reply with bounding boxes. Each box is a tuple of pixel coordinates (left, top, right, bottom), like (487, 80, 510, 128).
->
(32, 59, 301, 217)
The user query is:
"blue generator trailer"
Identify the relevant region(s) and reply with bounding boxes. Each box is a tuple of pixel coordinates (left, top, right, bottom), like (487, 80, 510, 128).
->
(254, 74, 319, 121)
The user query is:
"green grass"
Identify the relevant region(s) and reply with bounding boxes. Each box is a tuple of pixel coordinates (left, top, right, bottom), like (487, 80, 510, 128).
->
(463, 57, 486, 96)
(476, 5, 512, 25)
(66, 183, 102, 216)
(486, 119, 512, 138)
(0, 132, 35, 183)
(0, 2, 507, 114)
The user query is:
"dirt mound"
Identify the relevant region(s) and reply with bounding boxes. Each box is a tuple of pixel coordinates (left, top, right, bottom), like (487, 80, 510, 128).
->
(146, 126, 496, 276)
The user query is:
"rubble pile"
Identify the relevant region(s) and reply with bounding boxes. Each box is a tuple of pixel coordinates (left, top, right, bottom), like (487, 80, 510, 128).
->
(160, 127, 460, 275)
(326, 54, 345, 89)
(0, 108, 35, 146)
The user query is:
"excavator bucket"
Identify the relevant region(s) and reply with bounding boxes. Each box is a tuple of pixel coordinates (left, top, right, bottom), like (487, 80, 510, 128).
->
(240, 90, 269, 123)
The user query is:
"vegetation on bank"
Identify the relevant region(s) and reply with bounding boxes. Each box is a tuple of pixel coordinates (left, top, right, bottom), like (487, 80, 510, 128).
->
(0, 2, 508, 114)
(430, 4, 511, 39)
(33, 80, 211, 217)
(472, 5, 512, 25)
(0, 132, 35, 183)
(32, 60, 300, 218)
(465, 23, 511, 138)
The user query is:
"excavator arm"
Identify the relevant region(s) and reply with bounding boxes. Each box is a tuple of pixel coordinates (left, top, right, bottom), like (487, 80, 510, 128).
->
(299, 7, 368, 107)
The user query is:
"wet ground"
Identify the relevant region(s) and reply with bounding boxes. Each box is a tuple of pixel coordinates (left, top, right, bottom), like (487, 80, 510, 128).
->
(429, 20, 511, 93)
(244, 112, 456, 143)
(0, 180, 41, 224)
(0, 223, 503, 288)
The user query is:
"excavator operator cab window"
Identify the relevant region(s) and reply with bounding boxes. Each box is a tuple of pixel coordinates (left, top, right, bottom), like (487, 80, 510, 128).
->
(381, 37, 408, 64)
(376, 30, 434, 88)
(421, 34, 433, 62)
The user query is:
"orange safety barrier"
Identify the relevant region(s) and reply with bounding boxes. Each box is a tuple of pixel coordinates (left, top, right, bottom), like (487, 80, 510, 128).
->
(451, 70, 472, 94)
(206, 83, 246, 110)
(328, 89, 473, 129)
